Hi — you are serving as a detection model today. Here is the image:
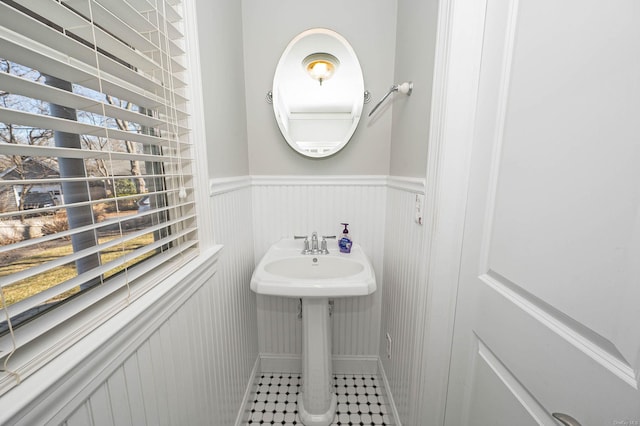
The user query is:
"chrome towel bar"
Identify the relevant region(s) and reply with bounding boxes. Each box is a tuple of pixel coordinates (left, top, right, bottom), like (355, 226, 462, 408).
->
(368, 81, 413, 117)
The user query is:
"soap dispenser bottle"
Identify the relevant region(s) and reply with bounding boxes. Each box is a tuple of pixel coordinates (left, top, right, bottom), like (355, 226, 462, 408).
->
(339, 223, 352, 253)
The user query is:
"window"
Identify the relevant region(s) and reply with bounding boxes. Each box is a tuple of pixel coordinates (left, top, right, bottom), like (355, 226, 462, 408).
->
(0, 0, 196, 392)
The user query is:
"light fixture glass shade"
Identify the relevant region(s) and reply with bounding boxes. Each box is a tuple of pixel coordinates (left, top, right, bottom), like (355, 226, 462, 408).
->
(302, 53, 340, 85)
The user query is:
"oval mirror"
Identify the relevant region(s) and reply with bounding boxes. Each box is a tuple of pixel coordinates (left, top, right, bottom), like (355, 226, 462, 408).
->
(272, 28, 365, 158)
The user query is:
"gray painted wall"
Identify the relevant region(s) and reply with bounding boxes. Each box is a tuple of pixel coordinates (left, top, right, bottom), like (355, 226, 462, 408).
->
(197, 0, 437, 178)
(241, 0, 397, 175)
(390, 0, 440, 177)
(196, 0, 250, 178)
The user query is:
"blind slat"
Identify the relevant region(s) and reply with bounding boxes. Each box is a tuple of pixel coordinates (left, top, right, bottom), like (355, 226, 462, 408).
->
(144, 9, 184, 43)
(0, 196, 195, 249)
(160, 0, 182, 23)
(0, 3, 187, 95)
(5, 225, 197, 320)
(129, 0, 183, 27)
(0, 241, 199, 358)
(66, 0, 155, 34)
(0, 0, 195, 388)
(0, 72, 168, 130)
(0, 34, 188, 114)
(0, 140, 192, 163)
(63, 0, 186, 67)
(0, 173, 186, 187)
(10, 0, 162, 74)
(0, 107, 182, 149)
(0, 210, 196, 289)
(0, 186, 194, 220)
(89, 0, 185, 52)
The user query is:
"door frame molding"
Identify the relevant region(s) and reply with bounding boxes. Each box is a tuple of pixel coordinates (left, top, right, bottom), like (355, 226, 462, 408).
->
(416, 0, 488, 423)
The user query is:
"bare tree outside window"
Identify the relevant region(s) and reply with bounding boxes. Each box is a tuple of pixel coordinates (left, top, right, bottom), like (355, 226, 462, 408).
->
(0, 60, 53, 217)
(0, 56, 176, 326)
(0, 0, 195, 395)
(106, 95, 146, 195)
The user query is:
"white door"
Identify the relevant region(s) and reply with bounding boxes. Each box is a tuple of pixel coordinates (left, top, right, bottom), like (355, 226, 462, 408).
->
(445, 0, 640, 425)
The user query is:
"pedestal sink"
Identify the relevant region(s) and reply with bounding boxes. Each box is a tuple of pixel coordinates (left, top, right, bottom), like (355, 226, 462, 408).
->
(250, 238, 376, 426)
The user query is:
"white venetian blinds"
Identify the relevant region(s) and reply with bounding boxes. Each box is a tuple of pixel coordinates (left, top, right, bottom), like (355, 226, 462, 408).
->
(0, 0, 196, 382)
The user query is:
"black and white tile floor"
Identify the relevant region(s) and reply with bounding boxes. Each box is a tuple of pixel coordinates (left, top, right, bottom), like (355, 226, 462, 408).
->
(247, 373, 393, 425)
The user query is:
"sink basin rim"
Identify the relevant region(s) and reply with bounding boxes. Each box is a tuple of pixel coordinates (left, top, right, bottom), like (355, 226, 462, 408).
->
(250, 238, 376, 298)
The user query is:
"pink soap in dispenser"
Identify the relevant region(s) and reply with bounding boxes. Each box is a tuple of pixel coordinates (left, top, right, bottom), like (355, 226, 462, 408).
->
(339, 223, 352, 253)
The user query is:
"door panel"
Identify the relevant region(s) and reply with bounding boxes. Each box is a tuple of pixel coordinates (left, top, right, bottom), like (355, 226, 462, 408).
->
(476, 273, 638, 422)
(446, 0, 640, 424)
(488, 0, 640, 369)
(467, 337, 549, 426)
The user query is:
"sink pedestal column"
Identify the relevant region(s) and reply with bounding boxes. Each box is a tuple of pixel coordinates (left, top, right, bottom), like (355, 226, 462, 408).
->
(298, 297, 337, 426)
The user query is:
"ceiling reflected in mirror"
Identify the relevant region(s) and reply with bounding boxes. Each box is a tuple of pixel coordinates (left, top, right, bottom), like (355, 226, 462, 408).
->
(271, 28, 365, 158)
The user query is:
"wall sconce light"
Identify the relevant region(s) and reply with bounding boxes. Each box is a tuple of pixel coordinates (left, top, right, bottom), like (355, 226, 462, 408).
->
(302, 52, 339, 86)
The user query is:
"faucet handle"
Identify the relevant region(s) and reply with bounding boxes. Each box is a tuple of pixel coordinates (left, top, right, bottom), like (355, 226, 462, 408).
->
(294, 235, 311, 254)
(320, 235, 336, 254)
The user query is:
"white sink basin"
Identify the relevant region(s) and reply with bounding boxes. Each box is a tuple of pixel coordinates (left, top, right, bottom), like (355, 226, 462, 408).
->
(251, 238, 376, 424)
(250, 238, 376, 298)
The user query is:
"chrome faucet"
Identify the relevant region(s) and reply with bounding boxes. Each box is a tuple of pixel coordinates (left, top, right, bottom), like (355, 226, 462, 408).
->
(295, 232, 335, 255)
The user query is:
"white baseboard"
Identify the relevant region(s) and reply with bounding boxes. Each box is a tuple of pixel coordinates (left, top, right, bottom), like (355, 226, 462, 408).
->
(235, 356, 261, 426)
(378, 358, 402, 426)
(259, 353, 379, 375)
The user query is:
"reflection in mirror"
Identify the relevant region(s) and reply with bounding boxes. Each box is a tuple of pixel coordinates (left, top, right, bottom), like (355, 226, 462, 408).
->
(272, 28, 364, 158)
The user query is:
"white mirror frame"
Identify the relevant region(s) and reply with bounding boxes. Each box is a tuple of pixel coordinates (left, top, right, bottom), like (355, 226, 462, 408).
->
(272, 28, 365, 158)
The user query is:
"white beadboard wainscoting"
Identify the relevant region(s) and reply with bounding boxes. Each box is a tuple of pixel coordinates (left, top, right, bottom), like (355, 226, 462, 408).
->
(210, 180, 260, 425)
(2, 183, 259, 425)
(248, 175, 426, 426)
(251, 176, 388, 371)
(62, 254, 258, 426)
(0, 175, 430, 426)
(379, 181, 428, 425)
(2, 245, 260, 426)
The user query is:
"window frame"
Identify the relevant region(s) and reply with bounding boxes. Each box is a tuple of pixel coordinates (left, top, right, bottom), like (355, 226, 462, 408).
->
(0, 0, 212, 396)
